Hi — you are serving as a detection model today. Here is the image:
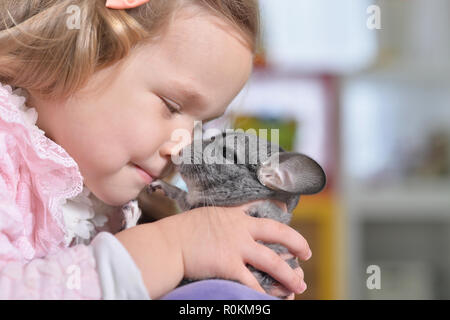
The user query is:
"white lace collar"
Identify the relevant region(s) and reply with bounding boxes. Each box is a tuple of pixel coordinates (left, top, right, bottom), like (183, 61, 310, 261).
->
(61, 186, 109, 246)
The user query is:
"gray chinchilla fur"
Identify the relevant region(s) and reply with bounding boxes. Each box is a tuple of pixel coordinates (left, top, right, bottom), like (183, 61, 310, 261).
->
(147, 131, 326, 298)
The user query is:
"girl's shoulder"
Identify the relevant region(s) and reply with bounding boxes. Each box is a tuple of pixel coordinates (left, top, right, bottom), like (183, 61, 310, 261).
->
(0, 82, 84, 258)
(0, 83, 82, 175)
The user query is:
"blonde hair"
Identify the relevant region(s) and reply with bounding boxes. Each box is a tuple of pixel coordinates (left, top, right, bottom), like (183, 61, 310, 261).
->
(0, 0, 260, 101)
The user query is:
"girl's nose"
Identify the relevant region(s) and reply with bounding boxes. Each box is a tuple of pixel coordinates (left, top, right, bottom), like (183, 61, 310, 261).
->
(160, 132, 193, 159)
(160, 141, 181, 159)
(160, 119, 197, 158)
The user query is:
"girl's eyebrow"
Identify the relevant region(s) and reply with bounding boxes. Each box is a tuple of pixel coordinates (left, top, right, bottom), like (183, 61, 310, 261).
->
(172, 82, 206, 111)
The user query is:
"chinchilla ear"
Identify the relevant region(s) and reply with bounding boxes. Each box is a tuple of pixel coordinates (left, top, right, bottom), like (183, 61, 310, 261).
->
(257, 152, 326, 194)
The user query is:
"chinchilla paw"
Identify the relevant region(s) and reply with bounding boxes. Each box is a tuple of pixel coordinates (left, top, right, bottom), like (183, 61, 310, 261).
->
(121, 200, 142, 229)
(146, 180, 163, 194)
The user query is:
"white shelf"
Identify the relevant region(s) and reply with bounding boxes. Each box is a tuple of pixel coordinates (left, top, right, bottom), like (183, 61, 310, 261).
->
(349, 62, 450, 85)
(342, 180, 450, 219)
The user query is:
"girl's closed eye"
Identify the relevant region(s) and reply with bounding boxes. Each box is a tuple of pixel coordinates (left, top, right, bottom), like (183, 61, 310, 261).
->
(160, 96, 182, 115)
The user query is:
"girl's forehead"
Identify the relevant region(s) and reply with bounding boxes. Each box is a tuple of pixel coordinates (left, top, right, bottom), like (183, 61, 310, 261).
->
(131, 12, 254, 117)
(145, 10, 252, 64)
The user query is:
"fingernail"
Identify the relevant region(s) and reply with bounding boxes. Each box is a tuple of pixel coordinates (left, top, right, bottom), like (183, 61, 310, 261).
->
(306, 249, 312, 260)
(300, 281, 308, 293)
(295, 280, 306, 294)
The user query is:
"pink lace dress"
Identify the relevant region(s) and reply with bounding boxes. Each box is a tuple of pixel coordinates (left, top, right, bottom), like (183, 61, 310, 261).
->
(0, 83, 148, 299)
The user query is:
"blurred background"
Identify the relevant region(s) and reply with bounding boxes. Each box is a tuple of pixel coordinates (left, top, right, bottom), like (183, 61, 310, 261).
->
(230, 0, 450, 300)
(141, 0, 450, 299)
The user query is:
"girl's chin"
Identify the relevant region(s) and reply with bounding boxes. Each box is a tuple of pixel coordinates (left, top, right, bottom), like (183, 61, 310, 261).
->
(89, 185, 141, 207)
(85, 171, 146, 206)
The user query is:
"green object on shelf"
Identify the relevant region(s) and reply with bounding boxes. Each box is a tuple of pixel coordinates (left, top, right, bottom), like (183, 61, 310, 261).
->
(233, 115, 298, 152)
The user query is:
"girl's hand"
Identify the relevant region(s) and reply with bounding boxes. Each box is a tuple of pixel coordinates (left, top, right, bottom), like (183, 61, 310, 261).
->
(158, 203, 311, 296)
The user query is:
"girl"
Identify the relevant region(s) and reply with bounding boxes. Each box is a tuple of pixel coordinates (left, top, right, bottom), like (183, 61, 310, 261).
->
(0, 0, 310, 299)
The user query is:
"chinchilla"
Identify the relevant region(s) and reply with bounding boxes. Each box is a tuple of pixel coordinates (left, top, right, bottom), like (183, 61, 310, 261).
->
(147, 131, 326, 298)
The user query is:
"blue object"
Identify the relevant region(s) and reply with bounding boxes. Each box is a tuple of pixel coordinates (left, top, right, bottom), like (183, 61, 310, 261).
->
(160, 279, 280, 300)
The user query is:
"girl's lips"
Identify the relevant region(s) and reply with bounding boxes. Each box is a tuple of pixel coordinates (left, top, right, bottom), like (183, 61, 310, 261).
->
(134, 164, 154, 184)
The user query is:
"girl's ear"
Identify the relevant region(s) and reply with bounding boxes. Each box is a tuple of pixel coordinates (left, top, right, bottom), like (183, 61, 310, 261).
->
(257, 152, 326, 194)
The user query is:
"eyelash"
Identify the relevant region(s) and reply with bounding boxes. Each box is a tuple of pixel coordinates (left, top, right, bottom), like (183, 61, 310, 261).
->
(161, 97, 181, 115)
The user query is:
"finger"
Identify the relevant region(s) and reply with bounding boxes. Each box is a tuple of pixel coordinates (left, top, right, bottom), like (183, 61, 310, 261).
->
(237, 266, 266, 295)
(278, 254, 303, 280)
(293, 267, 307, 293)
(299, 281, 307, 294)
(294, 266, 304, 280)
(248, 218, 312, 261)
(268, 284, 293, 298)
(279, 252, 295, 260)
(268, 270, 304, 298)
(245, 242, 303, 294)
(285, 293, 295, 300)
(240, 199, 287, 212)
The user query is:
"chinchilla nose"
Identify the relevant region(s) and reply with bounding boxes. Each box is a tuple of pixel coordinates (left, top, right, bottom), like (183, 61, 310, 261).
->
(170, 145, 184, 159)
(171, 146, 187, 166)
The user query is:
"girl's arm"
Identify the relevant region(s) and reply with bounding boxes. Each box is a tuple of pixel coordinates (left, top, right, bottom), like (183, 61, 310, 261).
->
(0, 230, 150, 299)
(116, 204, 310, 300)
(0, 202, 150, 299)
